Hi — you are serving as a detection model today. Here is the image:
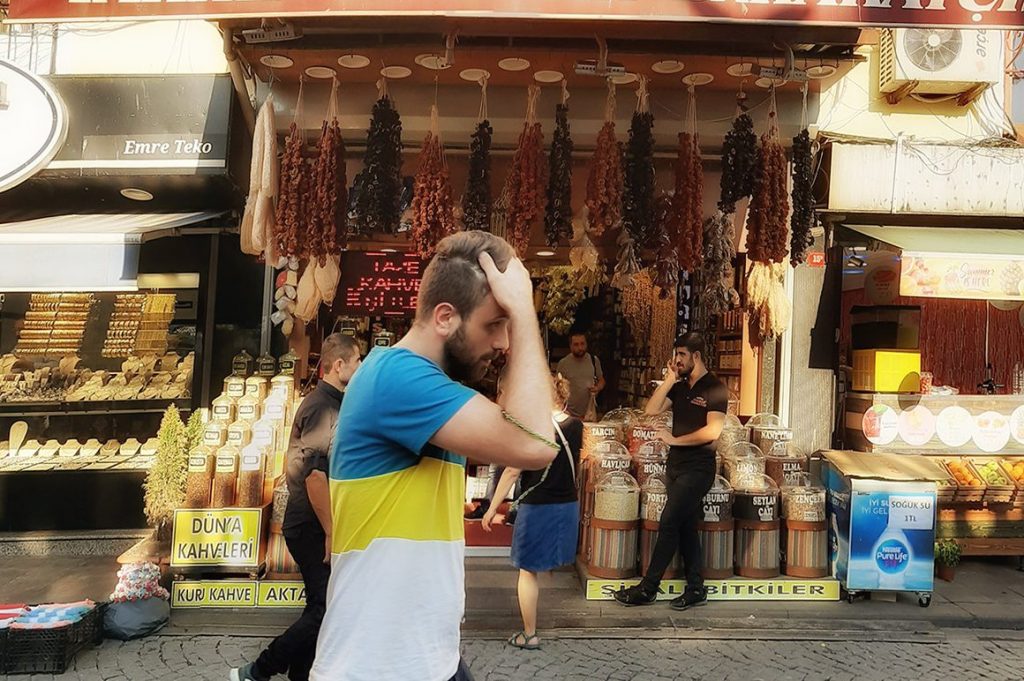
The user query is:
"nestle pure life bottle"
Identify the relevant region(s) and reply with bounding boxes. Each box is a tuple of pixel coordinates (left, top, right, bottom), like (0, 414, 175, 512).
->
(872, 526, 914, 590)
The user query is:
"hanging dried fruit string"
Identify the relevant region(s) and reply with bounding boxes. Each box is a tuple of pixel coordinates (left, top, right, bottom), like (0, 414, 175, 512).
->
(673, 84, 704, 273)
(411, 102, 457, 259)
(353, 76, 404, 236)
(586, 79, 623, 238)
(790, 83, 816, 267)
(621, 268, 654, 340)
(650, 285, 678, 370)
(544, 80, 574, 246)
(502, 84, 547, 257)
(651, 193, 679, 299)
(462, 75, 493, 232)
(568, 215, 605, 293)
(275, 79, 311, 260)
(718, 87, 758, 215)
(541, 266, 586, 335)
(745, 86, 792, 346)
(699, 213, 740, 320)
(623, 76, 657, 252)
(308, 77, 348, 264)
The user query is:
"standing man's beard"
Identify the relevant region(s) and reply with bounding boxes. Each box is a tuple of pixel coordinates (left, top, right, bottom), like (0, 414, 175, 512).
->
(443, 325, 497, 385)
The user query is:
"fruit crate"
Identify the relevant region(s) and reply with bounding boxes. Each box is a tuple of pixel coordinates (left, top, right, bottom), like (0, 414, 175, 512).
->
(942, 459, 986, 504)
(1, 604, 104, 675)
(935, 474, 957, 505)
(971, 458, 1016, 505)
(998, 457, 1024, 506)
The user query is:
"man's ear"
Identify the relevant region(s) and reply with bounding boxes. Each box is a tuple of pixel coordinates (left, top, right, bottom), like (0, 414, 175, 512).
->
(433, 303, 460, 337)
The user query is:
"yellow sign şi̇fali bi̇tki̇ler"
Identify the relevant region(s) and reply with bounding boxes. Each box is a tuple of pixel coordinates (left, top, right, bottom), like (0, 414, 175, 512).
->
(586, 578, 840, 601)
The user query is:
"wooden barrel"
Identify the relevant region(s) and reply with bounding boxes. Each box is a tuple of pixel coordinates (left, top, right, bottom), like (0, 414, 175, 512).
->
(735, 518, 780, 578)
(698, 519, 734, 579)
(266, 528, 300, 578)
(783, 519, 828, 578)
(639, 519, 679, 578)
(588, 518, 639, 579)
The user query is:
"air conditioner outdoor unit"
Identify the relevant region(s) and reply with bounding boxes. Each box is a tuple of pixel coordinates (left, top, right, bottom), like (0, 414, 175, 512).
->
(878, 28, 1003, 104)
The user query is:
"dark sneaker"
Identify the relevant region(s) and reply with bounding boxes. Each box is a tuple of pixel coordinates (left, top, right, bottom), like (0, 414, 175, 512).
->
(613, 584, 658, 606)
(670, 587, 708, 611)
(230, 662, 268, 681)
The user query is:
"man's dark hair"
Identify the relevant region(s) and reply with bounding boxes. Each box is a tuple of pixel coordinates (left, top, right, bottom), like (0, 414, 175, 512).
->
(417, 230, 516, 320)
(322, 333, 360, 368)
(674, 331, 706, 360)
(570, 332, 587, 341)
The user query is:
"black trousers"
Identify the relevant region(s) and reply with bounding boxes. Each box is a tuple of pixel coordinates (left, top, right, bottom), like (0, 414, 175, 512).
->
(256, 524, 331, 681)
(449, 658, 476, 681)
(640, 456, 716, 592)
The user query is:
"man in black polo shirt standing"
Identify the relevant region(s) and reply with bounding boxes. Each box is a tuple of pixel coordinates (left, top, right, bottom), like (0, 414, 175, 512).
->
(232, 333, 361, 681)
(614, 331, 727, 610)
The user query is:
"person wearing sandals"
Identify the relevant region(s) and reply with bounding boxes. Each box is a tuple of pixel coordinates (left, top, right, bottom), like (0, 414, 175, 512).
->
(481, 374, 582, 651)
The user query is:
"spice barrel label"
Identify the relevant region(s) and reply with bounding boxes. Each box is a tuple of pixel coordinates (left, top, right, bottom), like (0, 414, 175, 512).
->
(171, 508, 264, 567)
(734, 492, 779, 522)
(702, 491, 733, 522)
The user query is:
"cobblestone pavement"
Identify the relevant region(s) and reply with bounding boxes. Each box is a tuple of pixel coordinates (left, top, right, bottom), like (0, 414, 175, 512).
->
(24, 633, 1024, 681)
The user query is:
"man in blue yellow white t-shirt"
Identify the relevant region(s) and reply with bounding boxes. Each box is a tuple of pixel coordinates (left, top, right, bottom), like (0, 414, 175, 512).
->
(309, 231, 558, 681)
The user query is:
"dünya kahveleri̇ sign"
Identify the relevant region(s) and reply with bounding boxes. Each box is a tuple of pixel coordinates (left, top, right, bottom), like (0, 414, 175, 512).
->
(0, 60, 68, 193)
(7, 0, 1024, 28)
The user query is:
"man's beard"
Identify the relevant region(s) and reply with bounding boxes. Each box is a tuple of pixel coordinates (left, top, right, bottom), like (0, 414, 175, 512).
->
(572, 349, 586, 358)
(444, 325, 497, 386)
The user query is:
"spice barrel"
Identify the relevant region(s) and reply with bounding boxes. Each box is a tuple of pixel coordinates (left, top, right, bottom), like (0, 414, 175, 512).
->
(699, 520, 735, 579)
(698, 477, 735, 579)
(733, 475, 780, 578)
(640, 519, 679, 577)
(588, 471, 640, 579)
(580, 443, 632, 562)
(589, 518, 640, 578)
(582, 422, 624, 459)
(783, 520, 828, 578)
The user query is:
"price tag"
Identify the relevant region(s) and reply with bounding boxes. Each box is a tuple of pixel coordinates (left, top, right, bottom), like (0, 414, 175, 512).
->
(887, 495, 934, 531)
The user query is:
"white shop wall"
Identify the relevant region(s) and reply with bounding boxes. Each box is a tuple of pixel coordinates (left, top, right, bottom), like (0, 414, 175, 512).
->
(44, 20, 227, 75)
(816, 42, 1010, 142)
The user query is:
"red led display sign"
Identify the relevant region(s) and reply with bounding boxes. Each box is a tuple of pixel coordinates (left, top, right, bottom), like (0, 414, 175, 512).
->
(334, 251, 422, 317)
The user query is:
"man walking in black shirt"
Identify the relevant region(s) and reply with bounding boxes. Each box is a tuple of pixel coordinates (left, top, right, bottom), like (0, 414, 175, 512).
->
(231, 334, 361, 681)
(614, 332, 727, 611)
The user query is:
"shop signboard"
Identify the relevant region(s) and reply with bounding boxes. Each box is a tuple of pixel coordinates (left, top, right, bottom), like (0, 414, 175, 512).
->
(256, 581, 307, 608)
(40, 75, 231, 177)
(170, 507, 267, 568)
(586, 578, 840, 601)
(10, 0, 1024, 28)
(333, 251, 422, 317)
(171, 580, 257, 608)
(170, 580, 306, 608)
(0, 59, 68, 193)
(901, 253, 1024, 302)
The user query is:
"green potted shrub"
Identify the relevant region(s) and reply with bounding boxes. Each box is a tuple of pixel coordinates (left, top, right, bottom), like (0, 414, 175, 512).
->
(935, 539, 961, 582)
(143, 405, 190, 542)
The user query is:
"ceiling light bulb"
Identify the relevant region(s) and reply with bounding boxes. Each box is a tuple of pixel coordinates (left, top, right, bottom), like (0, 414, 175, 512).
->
(120, 188, 153, 201)
(337, 54, 370, 69)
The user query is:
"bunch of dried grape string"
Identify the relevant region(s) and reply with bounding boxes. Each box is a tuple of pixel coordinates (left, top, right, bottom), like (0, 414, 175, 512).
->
(672, 85, 704, 273)
(502, 85, 547, 256)
(622, 77, 656, 253)
(352, 79, 404, 236)
(544, 81, 574, 246)
(585, 79, 623, 238)
(462, 76, 493, 232)
(411, 104, 457, 259)
(745, 87, 792, 346)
